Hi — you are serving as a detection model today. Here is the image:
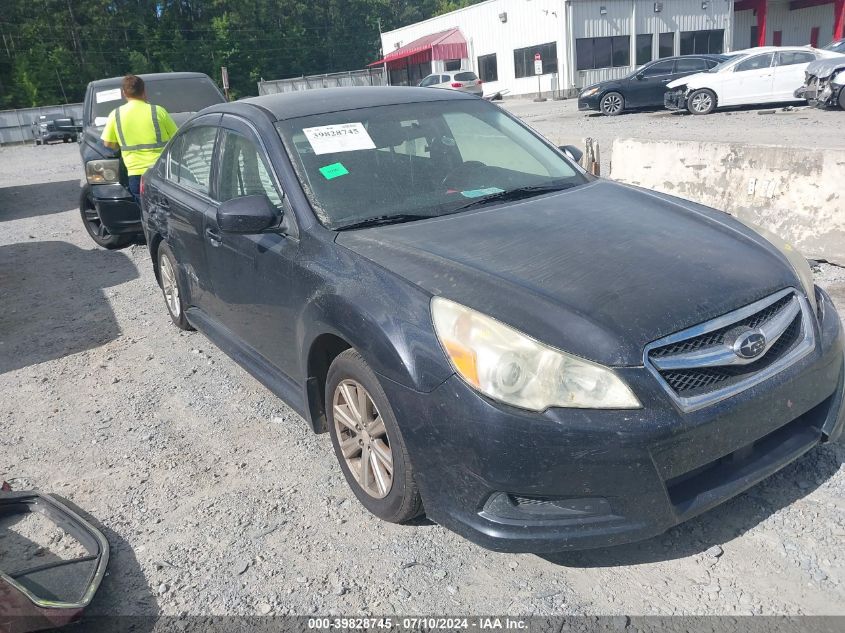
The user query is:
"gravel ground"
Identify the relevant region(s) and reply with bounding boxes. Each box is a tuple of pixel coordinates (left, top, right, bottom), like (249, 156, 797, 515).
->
(1, 141, 844, 618)
(501, 98, 845, 175)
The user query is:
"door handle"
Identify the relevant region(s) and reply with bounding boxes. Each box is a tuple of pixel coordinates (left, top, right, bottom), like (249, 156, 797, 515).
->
(205, 227, 222, 246)
(158, 197, 170, 211)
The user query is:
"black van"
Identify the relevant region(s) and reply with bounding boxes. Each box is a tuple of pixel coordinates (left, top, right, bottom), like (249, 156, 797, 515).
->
(79, 72, 225, 249)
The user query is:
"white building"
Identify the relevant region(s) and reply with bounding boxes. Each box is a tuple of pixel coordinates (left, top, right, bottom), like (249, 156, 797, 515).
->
(376, 0, 843, 97)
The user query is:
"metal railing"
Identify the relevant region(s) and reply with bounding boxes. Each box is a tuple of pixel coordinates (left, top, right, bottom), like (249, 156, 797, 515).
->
(0, 103, 83, 145)
(258, 68, 386, 95)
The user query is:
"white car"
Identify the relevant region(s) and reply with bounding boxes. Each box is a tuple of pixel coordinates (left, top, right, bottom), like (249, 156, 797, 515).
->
(419, 70, 484, 96)
(664, 46, 843, 114)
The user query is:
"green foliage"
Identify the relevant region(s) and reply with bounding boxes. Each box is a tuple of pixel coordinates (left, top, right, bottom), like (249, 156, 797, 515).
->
(0, 0, 485, 109)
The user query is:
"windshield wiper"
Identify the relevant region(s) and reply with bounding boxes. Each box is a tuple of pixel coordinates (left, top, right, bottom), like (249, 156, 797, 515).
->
(452, 183, 576, 211)
(334, 213, 438, 231)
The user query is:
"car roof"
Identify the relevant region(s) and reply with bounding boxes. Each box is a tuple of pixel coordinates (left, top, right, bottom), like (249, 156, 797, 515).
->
(231, 86, 477, 121)
(87, 72, 213, 89)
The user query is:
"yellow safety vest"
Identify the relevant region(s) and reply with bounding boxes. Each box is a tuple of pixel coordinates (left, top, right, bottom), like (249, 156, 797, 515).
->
(114, 102, 167, 151)
(102, 100, 175, 175)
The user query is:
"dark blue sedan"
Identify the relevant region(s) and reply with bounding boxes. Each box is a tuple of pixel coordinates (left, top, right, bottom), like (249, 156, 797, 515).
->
(140, 87, 845, 552)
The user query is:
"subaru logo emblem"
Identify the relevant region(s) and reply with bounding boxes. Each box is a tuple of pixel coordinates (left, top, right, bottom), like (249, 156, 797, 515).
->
(734, 331, 767, 360)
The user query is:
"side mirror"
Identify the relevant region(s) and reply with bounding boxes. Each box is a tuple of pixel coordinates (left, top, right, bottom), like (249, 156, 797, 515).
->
(635, 72, 645, 80)
(217, 194, 281, 234)
(560, 145, 584, 164)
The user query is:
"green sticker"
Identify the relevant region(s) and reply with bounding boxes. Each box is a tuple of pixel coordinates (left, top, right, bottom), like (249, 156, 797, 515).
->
(319, 162, 349, 180)
(460, 187, 504, 198)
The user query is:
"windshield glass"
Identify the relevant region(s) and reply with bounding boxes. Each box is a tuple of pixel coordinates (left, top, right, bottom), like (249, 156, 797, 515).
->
(276, 100, 586, 230)
(90, 77, 224, 126)
(706, 54, 742, 72)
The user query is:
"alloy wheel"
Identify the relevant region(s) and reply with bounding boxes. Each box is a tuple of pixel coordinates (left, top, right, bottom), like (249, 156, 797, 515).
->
(332, 379, 394, 499)
(159, 254, 181, 318)
(82, 195, 110, 239)
(601, 93, 623, 115)
(690, 92, 713, 114)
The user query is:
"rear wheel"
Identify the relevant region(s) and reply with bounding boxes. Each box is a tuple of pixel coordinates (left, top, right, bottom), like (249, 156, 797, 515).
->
(157, 243, 192, 330)
(326, 349, 423, 523)
(600, 92, 625, 116)
(688, 89, 716, 115)
(79, 187, 132, 249)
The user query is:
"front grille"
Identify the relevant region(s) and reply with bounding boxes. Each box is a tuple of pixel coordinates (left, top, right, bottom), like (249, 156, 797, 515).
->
(645, 289, 815, 411)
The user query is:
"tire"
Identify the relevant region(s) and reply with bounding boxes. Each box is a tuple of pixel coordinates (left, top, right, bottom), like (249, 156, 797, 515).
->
(326, 349, 423, 523)
(688, 88, 716, 115)
(838, 88, 845, 111)
(599, 91, 625, 116)
(156, 242, 193, 331)
(79, 187, 132, 249)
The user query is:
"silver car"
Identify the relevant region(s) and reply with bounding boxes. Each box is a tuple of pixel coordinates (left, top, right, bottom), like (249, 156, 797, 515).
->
(419, 70, 483, 96)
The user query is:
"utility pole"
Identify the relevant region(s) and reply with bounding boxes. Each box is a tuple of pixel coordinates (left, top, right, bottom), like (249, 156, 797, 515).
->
(55, 68, 68, 103)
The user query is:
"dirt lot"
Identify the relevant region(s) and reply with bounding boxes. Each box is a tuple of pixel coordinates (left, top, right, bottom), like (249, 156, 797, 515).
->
(502, 98, 845, 175)
(1, 139, 844, 619)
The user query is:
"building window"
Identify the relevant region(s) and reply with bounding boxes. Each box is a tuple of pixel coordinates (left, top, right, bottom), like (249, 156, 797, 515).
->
(680, 29, 725, 55)
(444, 59, 462, 71)
(636, 34, 653, 65)
(477, 53, 498, 82)
(513, 42, 558, 78)
(658, 32, 675, 58)
(575, 36, 630, 71)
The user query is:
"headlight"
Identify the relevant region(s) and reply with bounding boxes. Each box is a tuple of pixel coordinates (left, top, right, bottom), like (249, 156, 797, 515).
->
(85, 159, 120, 184)
(736, 218, 817, 315)
(431, 297, 641, 411)
(580, 87, 599, 98)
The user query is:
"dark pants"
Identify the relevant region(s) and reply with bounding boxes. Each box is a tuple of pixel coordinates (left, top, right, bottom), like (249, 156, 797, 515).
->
(128, 175, 142, 206)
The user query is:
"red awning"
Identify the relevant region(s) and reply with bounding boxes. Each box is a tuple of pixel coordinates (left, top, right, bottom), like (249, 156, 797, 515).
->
(369, 28, 468, 68)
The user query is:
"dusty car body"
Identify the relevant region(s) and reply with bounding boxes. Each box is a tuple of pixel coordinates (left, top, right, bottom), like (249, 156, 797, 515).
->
(78, 72, 225, 249)
(794, 56, 845, 109)
(0, 488, 108, 633)
(140, 87, 844, 553)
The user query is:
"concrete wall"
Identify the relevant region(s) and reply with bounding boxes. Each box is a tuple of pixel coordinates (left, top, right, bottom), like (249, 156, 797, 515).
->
(609, 138, 845, 264)
(0, 103, 83, 145)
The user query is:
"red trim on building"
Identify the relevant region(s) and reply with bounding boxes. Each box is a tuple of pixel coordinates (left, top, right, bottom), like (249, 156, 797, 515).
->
(834, 0, 845, 39)
(369, 28, 468, 69)
(810, 25, 821, 46)
(773, 30, 783, 45)
(789, 0, 833, 10)
(756, 0, 768, 46)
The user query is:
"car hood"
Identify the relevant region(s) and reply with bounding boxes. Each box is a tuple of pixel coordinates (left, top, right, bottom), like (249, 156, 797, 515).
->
(336, 180, 799, 367)
(581, 79, 622, 93)
(806, 55, 845, 79)
(667, 72, 710, 89)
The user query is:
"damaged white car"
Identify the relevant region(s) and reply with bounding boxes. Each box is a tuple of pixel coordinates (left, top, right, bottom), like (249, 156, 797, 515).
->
(664, 46, 839, 115)
(794, 56, 845, 110)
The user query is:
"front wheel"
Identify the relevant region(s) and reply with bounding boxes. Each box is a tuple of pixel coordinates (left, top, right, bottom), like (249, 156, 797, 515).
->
(79, 187, 132, 249)
(600, 91, 625, 116)
(838, 88, 845, 111)
(326, 349, 423, 523)
(688, 89, 716, 115)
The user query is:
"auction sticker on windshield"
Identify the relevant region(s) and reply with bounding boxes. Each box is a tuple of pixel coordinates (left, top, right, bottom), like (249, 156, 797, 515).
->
(303, 123, 376, 155)
(96, 88, 122, 104)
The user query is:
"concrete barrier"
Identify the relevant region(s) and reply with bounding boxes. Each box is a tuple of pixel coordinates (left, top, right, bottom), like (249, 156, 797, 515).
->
(609, 138, 845, 266)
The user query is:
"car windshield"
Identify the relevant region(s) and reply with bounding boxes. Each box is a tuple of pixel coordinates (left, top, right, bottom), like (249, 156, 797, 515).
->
(276, 99, 587, 230)
(823, 39, 845, 52)
(706, 54, 742, 72)
(90, 77, 224, 126)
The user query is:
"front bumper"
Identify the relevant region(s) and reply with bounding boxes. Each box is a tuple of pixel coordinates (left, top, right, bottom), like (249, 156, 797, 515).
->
(386, 288, 844, 553)
(578, 94, 601, 111)
(664, 89, 687, 111)
(88, 183, 143, 235)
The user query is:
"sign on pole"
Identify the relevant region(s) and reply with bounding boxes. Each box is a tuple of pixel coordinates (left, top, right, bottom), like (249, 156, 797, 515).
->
(533, 53, 546, 102)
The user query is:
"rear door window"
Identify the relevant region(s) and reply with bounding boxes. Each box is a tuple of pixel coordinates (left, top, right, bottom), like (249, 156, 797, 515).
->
(676, 58, 708, 73)
(173, 126, 218, 195)
(775, 51, 816, 66)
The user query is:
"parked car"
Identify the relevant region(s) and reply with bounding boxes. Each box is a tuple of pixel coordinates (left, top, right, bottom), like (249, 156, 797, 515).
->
(419, 70, 483, 96)
(823, 38, 845, 54)
(31, 114, 78, 144)
(794, 56, 845, 110)
(140, 86, 844, 553)
(664, 46, 840, 114)
(578, 54, 729, 115)
(78, 72, 225, 249)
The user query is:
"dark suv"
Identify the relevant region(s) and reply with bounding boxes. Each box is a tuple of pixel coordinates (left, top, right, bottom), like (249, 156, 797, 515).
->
(78, 72, 225, 249)
(32, 114, 78, 145)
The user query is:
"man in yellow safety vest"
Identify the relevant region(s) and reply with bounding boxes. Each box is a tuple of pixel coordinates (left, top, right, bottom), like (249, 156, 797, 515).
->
(101, 74, 177, 204)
